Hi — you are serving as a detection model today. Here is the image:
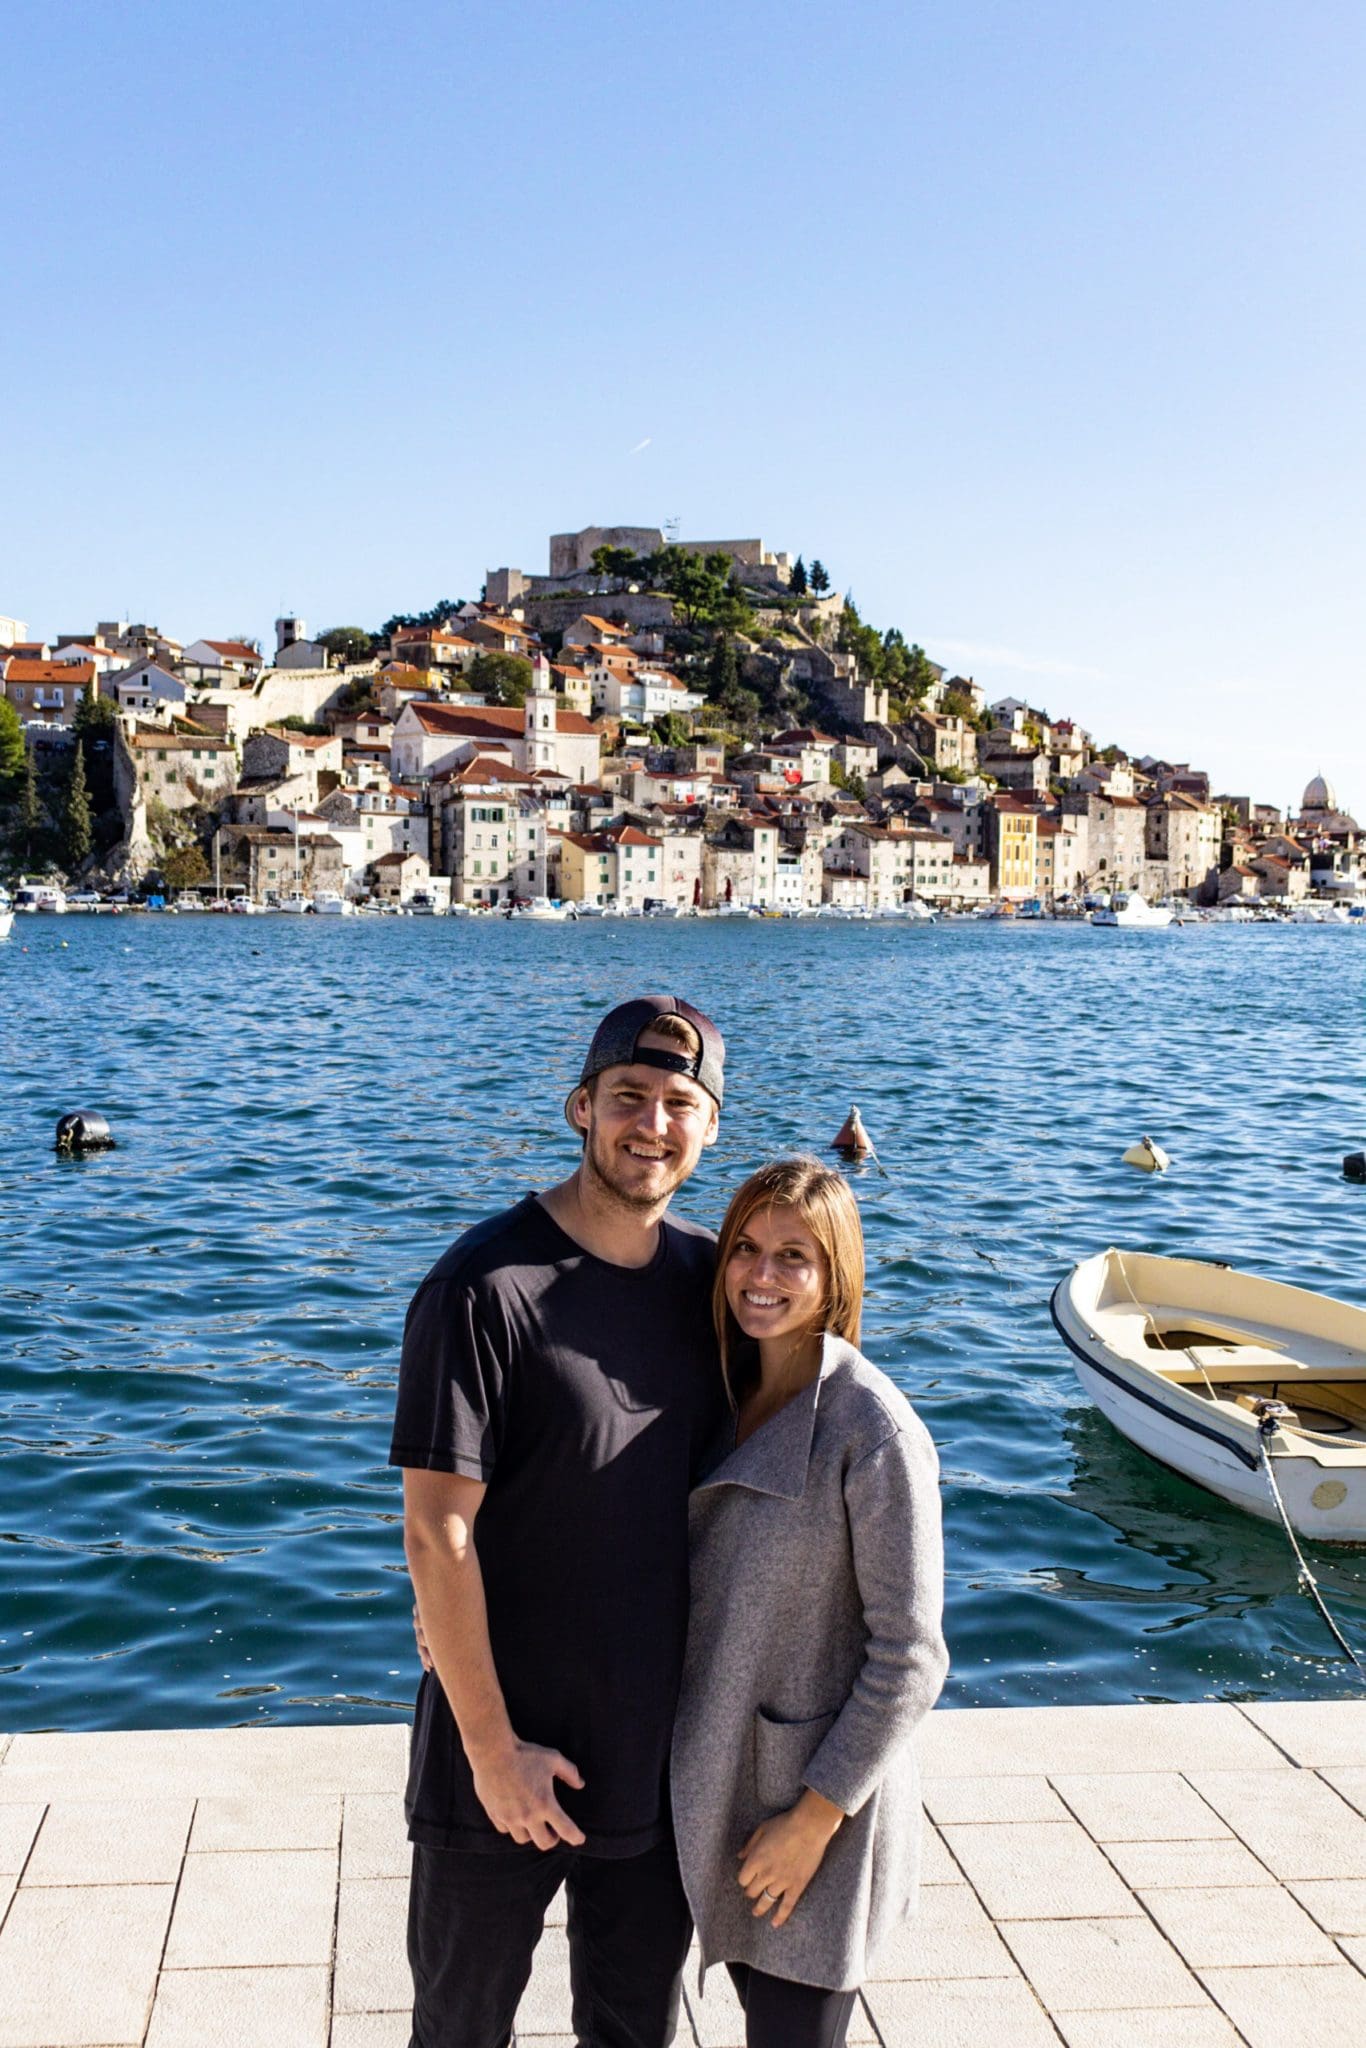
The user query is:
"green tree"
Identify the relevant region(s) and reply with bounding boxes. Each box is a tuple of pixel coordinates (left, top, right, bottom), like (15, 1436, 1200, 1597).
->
(809, 559, 830, 595)
(163, 844, 210, 891)
(708, 635, 741, 699)
(319, 626, 374, 665)
(652, 711, 692, 749)
(16, 752, 42, 862)
(0, 696, 25, 794)
(653, 546, 752, 631)
(63, 741, 93, 873)
(790, 556, 808, 597)
(589, 545, 640, 590)
(467, 652, 534, 706)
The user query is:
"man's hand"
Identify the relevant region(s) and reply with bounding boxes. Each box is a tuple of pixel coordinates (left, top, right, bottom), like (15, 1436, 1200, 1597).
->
(737, 1788, 844, 1929)
(412, 1603, 433, 1672)
(469, 1737, 587, 1851)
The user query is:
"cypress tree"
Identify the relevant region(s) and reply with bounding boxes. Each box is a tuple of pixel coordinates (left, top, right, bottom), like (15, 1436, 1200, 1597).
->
(17, 752, 41, 862)
(63, 741, 92, 873)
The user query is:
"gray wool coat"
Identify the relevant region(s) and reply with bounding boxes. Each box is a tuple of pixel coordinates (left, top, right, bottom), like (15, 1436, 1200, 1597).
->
(670, 1333, 948, 1993)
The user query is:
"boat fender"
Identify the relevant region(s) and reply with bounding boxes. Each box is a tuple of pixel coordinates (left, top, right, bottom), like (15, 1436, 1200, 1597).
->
(1344, 1153, 1366, 1184)
(833, 1105, 872, 1157)
(55, 1112, 116, 1154)
(1123, 1135, 1170, 1173)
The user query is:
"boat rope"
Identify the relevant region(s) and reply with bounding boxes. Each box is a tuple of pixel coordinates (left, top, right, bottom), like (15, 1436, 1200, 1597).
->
(1253, 1403, 1366, 1686)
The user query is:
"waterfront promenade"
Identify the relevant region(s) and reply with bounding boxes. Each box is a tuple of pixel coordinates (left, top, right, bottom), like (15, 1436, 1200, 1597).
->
(3, 1701, 1366, 2046)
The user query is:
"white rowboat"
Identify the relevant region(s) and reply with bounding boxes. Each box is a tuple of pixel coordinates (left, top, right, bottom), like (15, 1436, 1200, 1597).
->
(1052, 1248, 1366, 1542)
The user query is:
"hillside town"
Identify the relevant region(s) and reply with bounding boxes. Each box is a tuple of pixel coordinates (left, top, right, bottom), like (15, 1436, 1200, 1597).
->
(1, 525, 1360, 916)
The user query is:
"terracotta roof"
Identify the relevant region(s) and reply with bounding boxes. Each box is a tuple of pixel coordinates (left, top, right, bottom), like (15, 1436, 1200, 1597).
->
(373, 849, 424, 866)
(5, 659, 96, 684)
(265, 726, 336, 749)
(606, 825, 661, 847)
(202, 640, 260, 661)
(450, 758, 535, 789)
(131, 729, 233, 751)
(577, 616, 630, 636)
(406, 701, 596, 740)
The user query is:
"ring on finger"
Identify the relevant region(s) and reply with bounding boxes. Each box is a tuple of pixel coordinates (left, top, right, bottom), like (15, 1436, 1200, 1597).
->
(761, 1886, 779, 1900)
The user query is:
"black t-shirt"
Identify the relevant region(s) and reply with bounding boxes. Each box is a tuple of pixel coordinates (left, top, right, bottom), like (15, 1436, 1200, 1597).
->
(389, 1193, 724, 1856)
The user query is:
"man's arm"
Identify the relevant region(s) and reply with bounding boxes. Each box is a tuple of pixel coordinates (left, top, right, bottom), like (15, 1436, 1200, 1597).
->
(403, 1468, 586, 1851)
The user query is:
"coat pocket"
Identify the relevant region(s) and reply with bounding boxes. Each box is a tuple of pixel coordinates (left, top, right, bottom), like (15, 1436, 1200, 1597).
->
(754, 1707, 839, 1812)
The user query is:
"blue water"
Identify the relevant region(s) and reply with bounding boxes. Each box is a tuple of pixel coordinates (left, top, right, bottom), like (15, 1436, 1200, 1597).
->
(2, 914, 1365, 1731)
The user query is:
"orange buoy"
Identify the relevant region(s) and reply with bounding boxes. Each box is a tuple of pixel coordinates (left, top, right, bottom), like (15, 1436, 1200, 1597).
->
(833, 1105, 873, 1158)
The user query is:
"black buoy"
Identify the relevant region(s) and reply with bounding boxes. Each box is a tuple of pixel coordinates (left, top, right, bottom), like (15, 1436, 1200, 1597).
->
(55, 1112, 116, 1155)
(1345, 1153, 1366, 1184)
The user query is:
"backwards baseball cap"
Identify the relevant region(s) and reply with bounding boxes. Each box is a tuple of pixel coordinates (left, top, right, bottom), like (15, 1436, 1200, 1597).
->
(569, 995, 726, 1119)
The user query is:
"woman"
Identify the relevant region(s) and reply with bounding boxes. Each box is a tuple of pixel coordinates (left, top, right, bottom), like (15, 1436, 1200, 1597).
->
(671, 1156, 948, 2048)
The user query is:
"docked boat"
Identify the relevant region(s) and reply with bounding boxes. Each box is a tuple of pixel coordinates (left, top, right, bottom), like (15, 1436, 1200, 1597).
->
(511, 896, 568, 920)
(0, 908, 12, 940)
(312, 890, 354, 915)
(277, 890, 311, 914)
(1090, 893, 1174, 929)
(1052, 1248, 1366, 1541)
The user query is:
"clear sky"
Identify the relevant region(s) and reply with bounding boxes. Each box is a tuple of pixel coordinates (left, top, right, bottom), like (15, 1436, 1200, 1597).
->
(5, 0, 1364, 806)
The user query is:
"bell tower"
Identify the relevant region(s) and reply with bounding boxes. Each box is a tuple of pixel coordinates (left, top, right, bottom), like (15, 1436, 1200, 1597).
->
(524, 654, 558, 774)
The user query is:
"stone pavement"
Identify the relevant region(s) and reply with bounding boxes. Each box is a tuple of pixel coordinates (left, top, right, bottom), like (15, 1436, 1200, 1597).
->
(3, 1702, 1366, 2046)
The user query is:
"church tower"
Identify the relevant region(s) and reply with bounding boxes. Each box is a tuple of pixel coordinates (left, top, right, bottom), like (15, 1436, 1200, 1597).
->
(524, 654, 559, 775)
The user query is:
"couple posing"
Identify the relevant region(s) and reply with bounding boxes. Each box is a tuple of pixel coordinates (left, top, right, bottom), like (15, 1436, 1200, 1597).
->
(390, 996, 947, 2048)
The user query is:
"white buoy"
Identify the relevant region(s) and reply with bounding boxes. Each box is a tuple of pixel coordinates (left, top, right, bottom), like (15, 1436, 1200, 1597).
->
(1123, 1135, 1170, 1173)
(833, 1105, 873, 1158)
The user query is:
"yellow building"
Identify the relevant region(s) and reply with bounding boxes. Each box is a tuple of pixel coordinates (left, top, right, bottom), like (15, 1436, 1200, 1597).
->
(988, 797, 1039, 900)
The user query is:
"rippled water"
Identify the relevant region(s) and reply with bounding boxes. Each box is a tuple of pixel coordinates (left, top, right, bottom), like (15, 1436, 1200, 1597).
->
(2, 914, 1365, 1731)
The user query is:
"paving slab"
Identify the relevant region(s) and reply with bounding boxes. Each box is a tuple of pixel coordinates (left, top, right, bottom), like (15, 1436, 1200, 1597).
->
(1238, 1700, 1366, 1767)
(920, 1821, 965, 1883)
(1054, 2007, 1242, 2047)
(1103, 1837, 1275, 1890)
(164, 1846, 338, 1968)
(921, 1703, 1285, 1780)
(1051, 1771, 1231, 1843)
(923, 1775, 1070, 1824)
(341, 1794, 411, 1880)
(0, 1874, 14, 1927)
(512, 1926, 573, 2035)
(333, 1875, 410, 2015)
(0, 1724, 407, 1803)
(999, 1913, 1204, 2011)
(1286, 1876, 1366, 1934)
(0, 1882, 173, 2048)
(1322, 1764, 1366, 1822)
(0, 1806, 44, 1876)
(24, 1798, 193, 1887)
(1138, 1882, 1341, 1969)
(862, 1972, 1060, 2047)
(145, 1964, 331, 2048)
(329, 2018, 414, 2048)
(866, 1882, 1017, 1979)
(941, 1818, 1141, 1920)
(1189, 1766, 1366, 1879)
(190, 1793, 341, 1852)
(1199, 1960, 1366, 2048)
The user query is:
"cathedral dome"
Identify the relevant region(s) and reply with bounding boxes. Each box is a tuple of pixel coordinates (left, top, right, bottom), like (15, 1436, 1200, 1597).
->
(1302, 771, 1336, 813)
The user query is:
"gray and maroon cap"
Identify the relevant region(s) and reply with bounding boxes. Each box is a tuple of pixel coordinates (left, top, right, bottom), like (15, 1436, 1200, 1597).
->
(569, 995, 725, 1113)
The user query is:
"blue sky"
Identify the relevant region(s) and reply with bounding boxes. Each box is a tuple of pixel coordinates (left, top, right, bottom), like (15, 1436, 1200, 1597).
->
(5, 0, 1364, 805)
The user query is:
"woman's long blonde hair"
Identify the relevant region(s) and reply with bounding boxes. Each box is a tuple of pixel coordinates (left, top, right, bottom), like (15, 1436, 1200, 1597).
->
(712, 1156, 865, 1407)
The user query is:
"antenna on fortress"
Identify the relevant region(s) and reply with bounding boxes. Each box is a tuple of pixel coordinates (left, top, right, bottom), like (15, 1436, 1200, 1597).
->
(664, 516, 680, 542)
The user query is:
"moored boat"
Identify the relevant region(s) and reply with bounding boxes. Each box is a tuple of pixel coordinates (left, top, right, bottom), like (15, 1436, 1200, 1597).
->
(1090, 893, 1174, 929)
(1052, 1247, 1366, 1541)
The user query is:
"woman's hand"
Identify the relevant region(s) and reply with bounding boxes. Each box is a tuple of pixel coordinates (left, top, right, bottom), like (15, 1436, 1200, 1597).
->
(737, 1788, 844, 1929)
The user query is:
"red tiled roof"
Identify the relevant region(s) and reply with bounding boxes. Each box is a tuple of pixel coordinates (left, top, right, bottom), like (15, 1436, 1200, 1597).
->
(202, 640, 260, 661)
(5, 659, 96, 684)
(266, 726, 336, 749)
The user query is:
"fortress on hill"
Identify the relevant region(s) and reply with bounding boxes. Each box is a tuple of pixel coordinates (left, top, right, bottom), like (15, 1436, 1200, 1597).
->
(485, 526, 797, 611)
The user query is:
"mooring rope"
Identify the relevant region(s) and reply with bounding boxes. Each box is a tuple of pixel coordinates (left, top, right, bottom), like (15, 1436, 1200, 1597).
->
(1253, 1403, 1366, 1686)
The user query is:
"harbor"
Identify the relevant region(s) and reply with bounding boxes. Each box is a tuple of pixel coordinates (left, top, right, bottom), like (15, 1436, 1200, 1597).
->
(4, 1702, 1366, 2045)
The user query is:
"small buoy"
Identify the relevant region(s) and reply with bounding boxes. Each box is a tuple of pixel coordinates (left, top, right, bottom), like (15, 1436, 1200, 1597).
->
(55, 1112, 116, 1155)
(1123, 1135, 1170, 1173)
(60, 940, 68, 948)
(833, 1105, 873, 1158)
(1345, 1153, 1366, 1184)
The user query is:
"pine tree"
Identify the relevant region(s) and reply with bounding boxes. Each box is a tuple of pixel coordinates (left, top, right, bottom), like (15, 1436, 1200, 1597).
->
(809, 559, 830, 594)
(63, 741, 92, 874)
(790, 556, 808, 597)
(708, 634, 740, 700)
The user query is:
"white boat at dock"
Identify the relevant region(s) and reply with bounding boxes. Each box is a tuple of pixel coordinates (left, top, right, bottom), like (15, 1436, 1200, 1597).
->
(0, 909, 12, 941)
(1053, 1247, 1366, 1542)
(312, 891, 354, 915)
(1090, 893, 1174, 929)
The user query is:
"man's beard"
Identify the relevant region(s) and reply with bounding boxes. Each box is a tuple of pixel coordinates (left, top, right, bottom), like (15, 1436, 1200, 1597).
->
(582, 1123, 690, 1213)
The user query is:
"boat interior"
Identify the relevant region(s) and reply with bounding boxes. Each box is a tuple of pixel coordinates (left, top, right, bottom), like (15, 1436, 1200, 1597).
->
(1102, 1302, 1366, 1446)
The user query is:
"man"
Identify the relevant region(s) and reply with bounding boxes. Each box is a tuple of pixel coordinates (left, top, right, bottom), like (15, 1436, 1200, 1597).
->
(390, 995, 727, 2048)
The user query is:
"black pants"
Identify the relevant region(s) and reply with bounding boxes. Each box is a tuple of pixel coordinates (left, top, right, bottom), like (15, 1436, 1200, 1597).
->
(407, 1836, 691, 2048)
(726, 1962, 858, 2048)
